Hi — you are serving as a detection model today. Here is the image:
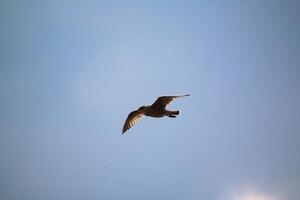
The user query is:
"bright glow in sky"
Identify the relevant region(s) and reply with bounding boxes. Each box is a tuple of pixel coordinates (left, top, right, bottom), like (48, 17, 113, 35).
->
(220, 185, 280, 200)
(231, 189, 279, 200)
(238, 193, 277, 200)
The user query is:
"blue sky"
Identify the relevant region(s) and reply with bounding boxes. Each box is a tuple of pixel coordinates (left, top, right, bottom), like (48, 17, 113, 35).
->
(1, 0, 300, 200)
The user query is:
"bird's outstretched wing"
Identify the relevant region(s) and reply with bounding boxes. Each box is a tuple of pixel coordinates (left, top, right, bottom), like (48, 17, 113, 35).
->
(151, 94, 190, 109)
(122, 109, 144, 134)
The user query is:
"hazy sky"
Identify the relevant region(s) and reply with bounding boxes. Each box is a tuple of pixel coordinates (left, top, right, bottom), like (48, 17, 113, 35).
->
(1, 1, 300, 200)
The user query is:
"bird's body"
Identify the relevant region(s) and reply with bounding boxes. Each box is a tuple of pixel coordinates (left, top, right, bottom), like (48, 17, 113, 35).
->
(143, 106, 164, 117)
(122, 94, 189, 133)
(143, 106, 179, 118)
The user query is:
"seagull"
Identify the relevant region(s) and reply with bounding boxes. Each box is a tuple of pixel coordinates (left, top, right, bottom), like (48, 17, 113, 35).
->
(122, 94, 189, 134)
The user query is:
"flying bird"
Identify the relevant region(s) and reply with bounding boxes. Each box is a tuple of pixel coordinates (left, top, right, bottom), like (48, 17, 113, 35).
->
(122, 94, 189, 134)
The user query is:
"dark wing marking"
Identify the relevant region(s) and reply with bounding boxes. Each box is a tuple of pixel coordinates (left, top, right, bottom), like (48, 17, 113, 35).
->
(151, 94, 189, 109)
(122, 109, 144, 134)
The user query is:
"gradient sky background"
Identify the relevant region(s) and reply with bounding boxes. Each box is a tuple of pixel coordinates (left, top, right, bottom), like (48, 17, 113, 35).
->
(1, 0, 300, 200)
